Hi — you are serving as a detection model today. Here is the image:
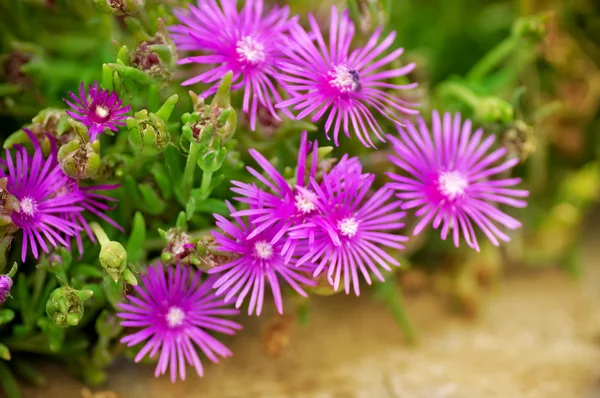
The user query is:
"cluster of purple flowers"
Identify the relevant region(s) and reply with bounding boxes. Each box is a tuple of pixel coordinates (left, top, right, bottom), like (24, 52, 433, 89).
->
(171, 0, 418, 147)
(2, 0, 531, 385)
(0, 130, 122, 262)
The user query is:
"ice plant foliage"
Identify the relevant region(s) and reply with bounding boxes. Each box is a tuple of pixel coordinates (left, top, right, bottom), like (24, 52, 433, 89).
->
(64, 82, 130, 141)
(117, 262, 241, 382)
(171, 0, 296, 130)
(277, 6, 419, 147)
(0, 133, 83, 261)
(210, 202, 316, 316)
(289, 161, 408, 295)
(230, 131, 318, 243)
(386, 111, 529, 251)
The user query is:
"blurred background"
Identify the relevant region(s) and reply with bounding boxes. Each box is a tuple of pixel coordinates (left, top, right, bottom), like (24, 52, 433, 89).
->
(1, 0, 600, 397)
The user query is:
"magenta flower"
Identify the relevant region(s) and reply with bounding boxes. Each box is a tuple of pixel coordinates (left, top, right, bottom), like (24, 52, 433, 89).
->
(289, 160, 408, 295)
(0, 275, 12, 304)
(0, 133, 83, 262)
(117, 262, 241, 382)
(229, 131, 318, 243)
(276, 6, 419, 148)
(171, 0, 296, 130)
(386, 111, 529, 251)
(64, 82, 130, 141)
(210, 202, 316, 315)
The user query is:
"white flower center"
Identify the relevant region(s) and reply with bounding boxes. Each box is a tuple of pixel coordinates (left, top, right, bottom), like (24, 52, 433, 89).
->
(19, 196, 37, 217)
(294, 191, 316, 214)
(438, 171, 469, 200)
(328, 64, 360, 93)
(236, 36, 265, 64)
(165, 306, 185, 328)
(95, 105, 109, 119)
(338, 217, 359, 238)
(253, 240, 274, 260)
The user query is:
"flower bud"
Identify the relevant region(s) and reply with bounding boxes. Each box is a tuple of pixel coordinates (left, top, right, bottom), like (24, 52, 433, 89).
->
(512, 11, 553, 42)
(58, 137, 102, 180)
(4, 108, 74, 152)
(474, 97, 514, 125)
(46, 286, 93, 327)
(127, 95, 178, 156)
(0, 177, 19, 227)
(93, 0, 144, 15)
(198, 146, 227, 173)
(192, 234, 232, 272)
(501, 120, 536, 161)
(130, 19, 177, 80)
(0, 275, 13, 304)
(161, 228, 194, 264)
(99, 241, 128, 282)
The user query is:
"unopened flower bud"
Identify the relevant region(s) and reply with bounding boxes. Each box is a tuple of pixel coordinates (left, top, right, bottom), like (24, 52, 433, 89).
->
(127, 95, 178, 156)
(0, 177, 19, 227)
(4, 108, 74, 152)
(474, 97, 514, 125)
(130, 19, 177, 80)
(93, 0, 144, 15)
(199, 146, 227, 173)
(58, 137, 102, 180)
(99, 241, 128, 282)
(512, 11, 553, 42)
(46, 286, 93, 327)
(0, 275, 13, 304)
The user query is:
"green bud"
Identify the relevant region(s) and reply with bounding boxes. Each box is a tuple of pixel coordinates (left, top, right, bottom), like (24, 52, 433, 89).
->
(127, 95, 178, 156)
(93, 0, 145, 15)
(99, 241, 128, 282)
(198, 146, 227, 173)
(58, 136, 102, 180)
(511, 11, 552, 42)
(4, 108, 74, 151)
(130, 19, 178, 80)
(46, 286, 93, 328)
(0, 343, 10, 360)
(474, 97, 514, 124)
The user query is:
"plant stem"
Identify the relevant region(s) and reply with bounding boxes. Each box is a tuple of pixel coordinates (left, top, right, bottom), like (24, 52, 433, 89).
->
(377, 279, 418, 344)
(199, 171, 213, 199)
(437, 81, 480, 108)
(467, 36, 519, 82)
(183, 142, 201, 199)
(89, 222, 110, 247)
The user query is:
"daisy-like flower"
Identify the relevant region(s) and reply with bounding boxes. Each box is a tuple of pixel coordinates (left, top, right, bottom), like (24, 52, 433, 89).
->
(289, 160, 408, 295)
(386, 111, 529, 251)
(117, 262, 241, 382)
(0, 132, 83, 262)
(171, 0, 296, 130)
(229, 130, 318, 244)
(210, 202, 316, 315)
(276, 6, 419, 148)
(64, 82, 130, 141)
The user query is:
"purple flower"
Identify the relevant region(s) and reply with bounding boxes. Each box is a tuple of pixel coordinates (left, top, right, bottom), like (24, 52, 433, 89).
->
(229, 131, 318, 243)
(64, 82, 130, 141)
(117, 262, 241, 382)
(289, 160, 407, 295)
(0, 275, 12, 304)
(210, 202, 316, 315)
(171, 0, 296, 130)
(276, 6, 419, 148)
(386, 111, 529, 251)
(0, 132, 83, 262)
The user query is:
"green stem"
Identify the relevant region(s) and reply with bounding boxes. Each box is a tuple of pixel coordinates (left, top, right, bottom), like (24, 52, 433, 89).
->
(199, 171, 213, 199)
(437, 81, 480, 108)
(466, 36, 519, 82)
(0, 361, 21, 398)
(89, 222, 110, 247)
(377, 280, 417, 344)
(183, 142, 201, 199)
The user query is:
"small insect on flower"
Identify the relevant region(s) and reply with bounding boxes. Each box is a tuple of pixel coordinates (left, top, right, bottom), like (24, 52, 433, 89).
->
(117, 262, 241, 382)
(64, 81, 130, 141)
(210, 202, 316, 316)
(229, 131, 319, 245)
(171, 0, 296, 130)
(0, 131, 83, 262)
(289, 160, 408, 295)
(386, 110, 529, 251)
(277, 6, 419, 148)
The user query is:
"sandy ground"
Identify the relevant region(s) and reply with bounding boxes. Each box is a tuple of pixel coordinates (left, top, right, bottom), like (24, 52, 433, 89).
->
(18, 218, 600, 398)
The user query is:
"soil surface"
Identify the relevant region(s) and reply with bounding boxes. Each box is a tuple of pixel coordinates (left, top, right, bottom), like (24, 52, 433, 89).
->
(20, 218, 600, 398)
